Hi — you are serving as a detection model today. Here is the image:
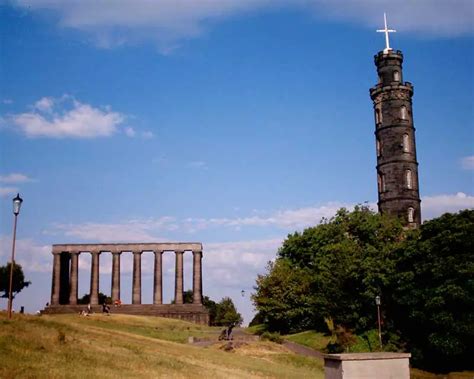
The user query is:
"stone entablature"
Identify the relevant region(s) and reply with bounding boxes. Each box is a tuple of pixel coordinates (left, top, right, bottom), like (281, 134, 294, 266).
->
(48, 242, 206, 324)
(52, 242, 202, 254)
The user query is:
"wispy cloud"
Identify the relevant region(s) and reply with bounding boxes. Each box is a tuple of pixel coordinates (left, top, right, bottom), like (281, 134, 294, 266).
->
(10, 95, 125, 139)
(11, 1, 473, 52)
(2, 99, 13, 105)
(187, 161, 208, 170)
(461, 156, 474, 170)
(0, 187, 18, 197)
(50, 217, 177, 243)
(0, 236, 51, 273)
(0, 173, 34, 184)
(45, 193, 474, 243)
(124, 127, 136, 137)
(141, 131, 154, 139)
(422, 192, 474, 219)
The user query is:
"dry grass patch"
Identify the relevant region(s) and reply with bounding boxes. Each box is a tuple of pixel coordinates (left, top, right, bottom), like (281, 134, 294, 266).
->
(0, 312, 323, 378)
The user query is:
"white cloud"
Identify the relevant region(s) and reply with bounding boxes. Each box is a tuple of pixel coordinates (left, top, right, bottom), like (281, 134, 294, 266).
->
(141, 131, 154, 139)
(34, 97, 55, 112)
(0, 187, 18, 197)
(184, 201, 353, 231)
(124, 127, 136, 137)
(44, 193, 474, 245)
(0, 236, 51, 273)
(11, 1, 473, 52)
(0, 173, 33, 184)
(461, 156, 474, 170)
(188, 161, 208, 169)
(11, 96, 125, 139)
(2, 99, 13, 105)
(422, 192, 474, 220)
(51, 217, 177, 243)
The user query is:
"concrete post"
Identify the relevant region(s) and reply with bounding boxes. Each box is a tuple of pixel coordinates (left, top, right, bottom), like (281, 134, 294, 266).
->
(111, 252, 121, 303)
(132, 251, 142, 304)
(90, 251, 100, 305)
(193, 250, 202, 304)
(51, 252, 61, 305)
(69, 251, 79, 305)
(153, 251, 163, 305)
(175, 251, 184, 305)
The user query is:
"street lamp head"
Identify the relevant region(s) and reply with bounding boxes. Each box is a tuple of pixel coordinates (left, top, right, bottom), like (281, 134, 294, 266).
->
(375, 295, 381, 306)
(13, 193, 23, 215)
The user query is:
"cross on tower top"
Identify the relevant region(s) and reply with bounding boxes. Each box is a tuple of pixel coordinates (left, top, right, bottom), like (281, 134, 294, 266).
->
(377, 13, 396, 53)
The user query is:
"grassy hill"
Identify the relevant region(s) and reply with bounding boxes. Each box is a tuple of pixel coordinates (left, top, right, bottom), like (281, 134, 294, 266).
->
(0, 312, 323, 378)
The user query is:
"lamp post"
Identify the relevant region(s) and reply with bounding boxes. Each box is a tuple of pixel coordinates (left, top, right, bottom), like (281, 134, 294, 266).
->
(7, 193, 23, 319)
(375, 295, 382, 349)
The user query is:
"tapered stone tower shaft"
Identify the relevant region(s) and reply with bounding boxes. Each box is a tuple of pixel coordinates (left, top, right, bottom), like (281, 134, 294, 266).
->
(370, 49, 421, 228)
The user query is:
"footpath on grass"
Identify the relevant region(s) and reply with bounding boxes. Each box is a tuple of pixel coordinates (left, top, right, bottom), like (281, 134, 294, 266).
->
(190, 326, 324, 360)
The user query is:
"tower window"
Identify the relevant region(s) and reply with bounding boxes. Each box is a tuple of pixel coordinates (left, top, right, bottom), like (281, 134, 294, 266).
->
(378, 173, 385, 192)
(408, 207, 414, 223)
(406, 170, 413, 189)
(403, 134, 410, 152)
(376, 139, 381, 157)
(393, 70, 400, 81)
(375, 108, 382, 125)
(401, 106, 408, 120)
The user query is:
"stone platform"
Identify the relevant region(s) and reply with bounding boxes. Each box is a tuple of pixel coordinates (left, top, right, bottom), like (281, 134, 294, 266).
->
(42, 304, 209, 325)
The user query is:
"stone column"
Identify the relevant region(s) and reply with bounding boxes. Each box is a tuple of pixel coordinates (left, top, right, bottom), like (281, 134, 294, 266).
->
(193, 250, 203, 304)
(153, 251, 163, 305)
(90, 251, 100, 305)
(68, 251, 79, 305)
(174, 251, 184, 305)
(51, 252, 61, 305)
(111, 252, 121, 303)
(132, 251, 142, 304)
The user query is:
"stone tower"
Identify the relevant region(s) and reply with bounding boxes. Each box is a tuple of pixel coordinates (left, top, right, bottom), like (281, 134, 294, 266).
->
(369, 48, 421, 228)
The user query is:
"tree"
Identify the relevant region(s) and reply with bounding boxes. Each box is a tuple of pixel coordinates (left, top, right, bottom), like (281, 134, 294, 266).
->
(273, 206, 404, 331)
(78, 292, 111, 305)
(390, 210, 474, 372)
(0, 262, 31, 299)
(252, 259, 315, 333)
(178, 289, 223, 326)
(252, 207, 474, 372)
(214, 297, 243, 326)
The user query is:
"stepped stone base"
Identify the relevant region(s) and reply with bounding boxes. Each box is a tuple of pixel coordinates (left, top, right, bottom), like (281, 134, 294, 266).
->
(42, 304, 209, 325)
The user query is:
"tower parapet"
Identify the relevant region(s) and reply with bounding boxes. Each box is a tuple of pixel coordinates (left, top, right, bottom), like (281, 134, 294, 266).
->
(370, 49, 421, 228)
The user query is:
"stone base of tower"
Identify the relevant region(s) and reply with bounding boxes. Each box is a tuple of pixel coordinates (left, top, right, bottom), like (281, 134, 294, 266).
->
(41, 304, 210, 325)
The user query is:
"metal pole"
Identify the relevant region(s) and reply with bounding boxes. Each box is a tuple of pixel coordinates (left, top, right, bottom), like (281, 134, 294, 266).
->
(377, 303, 383, 349)
(7, 214, 18, 319)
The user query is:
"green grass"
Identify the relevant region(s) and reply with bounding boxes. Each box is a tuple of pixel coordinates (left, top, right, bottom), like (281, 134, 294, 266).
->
(284, 330, 332, 351)
(0, 312, 324, 378)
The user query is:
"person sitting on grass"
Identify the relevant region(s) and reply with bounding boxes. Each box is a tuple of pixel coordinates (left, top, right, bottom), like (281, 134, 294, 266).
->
(102, 302, 110, 315)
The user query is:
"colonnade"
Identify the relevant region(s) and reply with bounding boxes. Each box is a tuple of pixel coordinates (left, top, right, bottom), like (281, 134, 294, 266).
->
(50, 243, 203, 306)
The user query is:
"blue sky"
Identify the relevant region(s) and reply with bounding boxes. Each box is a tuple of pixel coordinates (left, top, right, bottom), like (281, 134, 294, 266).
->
(1, 1, 473, 323)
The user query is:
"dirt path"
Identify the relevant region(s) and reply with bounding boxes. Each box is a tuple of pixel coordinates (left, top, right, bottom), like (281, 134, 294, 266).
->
(282, 340, 324, 359)
(190, 328, 324, 360)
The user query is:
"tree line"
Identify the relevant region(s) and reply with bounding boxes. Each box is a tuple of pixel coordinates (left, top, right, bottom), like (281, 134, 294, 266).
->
(251, 207, 473, 372)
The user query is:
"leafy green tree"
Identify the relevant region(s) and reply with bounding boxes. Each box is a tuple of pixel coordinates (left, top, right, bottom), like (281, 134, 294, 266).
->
(390, 210, 474, 371)
(277, 206, 403, 331)
(0, 262, 31, 299)
(252, 259, 315, 333)
(214, 297, 243, 326)
(179, 289, 220, 326)
(78, 292, 111, 305)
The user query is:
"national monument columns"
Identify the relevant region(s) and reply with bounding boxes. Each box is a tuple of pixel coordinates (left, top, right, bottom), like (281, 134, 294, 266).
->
(132, 251, 142, 304)
(90, 252, 100, 305)
(47, 243, 207, 324)
(111, 252, 121, 303)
